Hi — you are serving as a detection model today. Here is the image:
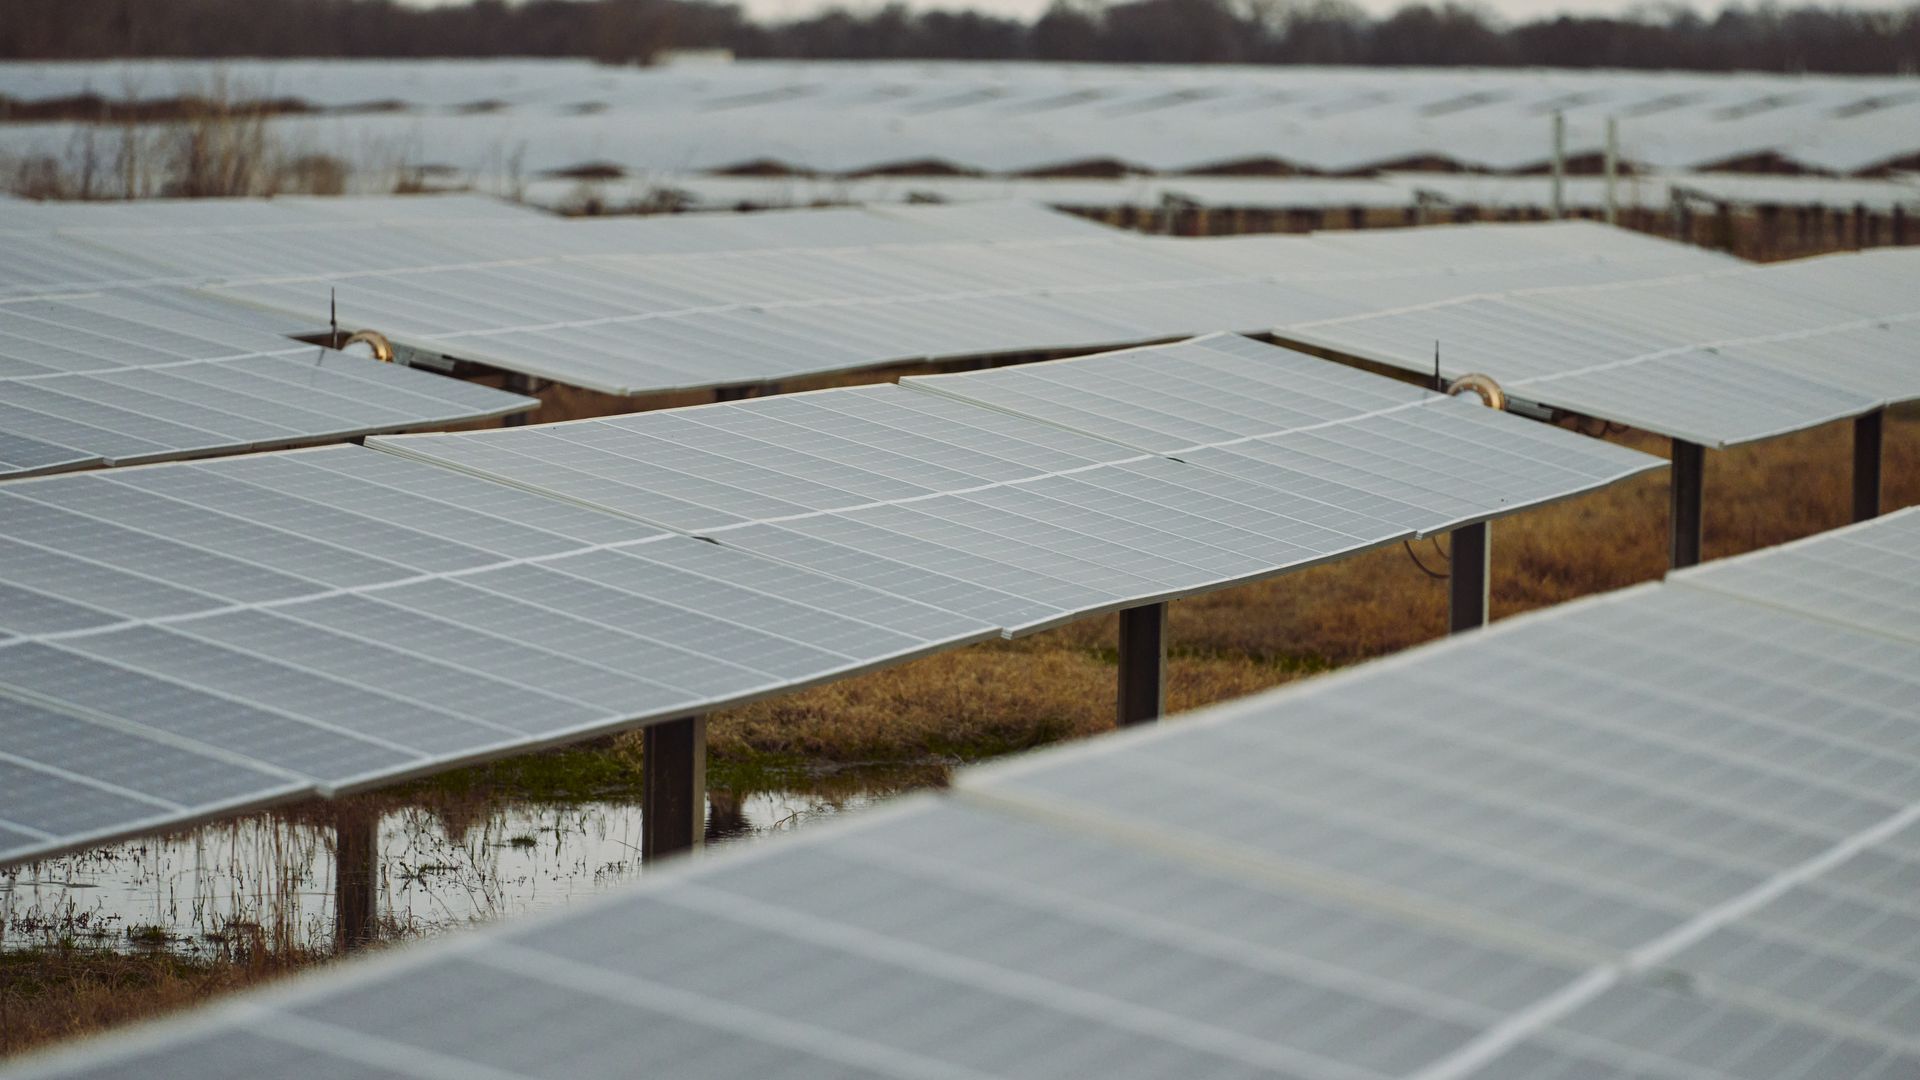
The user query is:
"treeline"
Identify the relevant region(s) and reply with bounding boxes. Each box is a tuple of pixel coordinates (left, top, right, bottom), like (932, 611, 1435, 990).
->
(8, 0, 1920, 74)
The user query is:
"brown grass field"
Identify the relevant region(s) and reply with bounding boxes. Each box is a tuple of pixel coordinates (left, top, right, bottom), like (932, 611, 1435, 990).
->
(4, 407, 1913, 1061)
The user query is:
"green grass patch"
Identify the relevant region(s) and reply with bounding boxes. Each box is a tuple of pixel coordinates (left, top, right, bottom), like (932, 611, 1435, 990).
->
(399, 742, 644, 801)
(707, 748, 813, 793)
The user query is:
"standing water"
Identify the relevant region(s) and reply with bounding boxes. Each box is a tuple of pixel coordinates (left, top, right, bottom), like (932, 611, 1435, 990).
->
(0, 767, 945, 957)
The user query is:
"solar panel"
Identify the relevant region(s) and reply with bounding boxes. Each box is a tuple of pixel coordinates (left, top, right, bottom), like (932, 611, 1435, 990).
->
(9, 195, 1732, 402)
(909, 333, 1428, 454)
(25, 509, 1920, 1080)
(181, 208, 1729, 397)
(1672, 506, 1920, 644)
(0, 289, 534, 478)
(0, 233, 188, 300)
(0, 194, 556, 298)
(378, 355, 1661, 634)
(1280, 253, 1920, 448)
(905, 333, 1661, 532)
(0, 444, 995, 866)
(375, 381, 1427, 633)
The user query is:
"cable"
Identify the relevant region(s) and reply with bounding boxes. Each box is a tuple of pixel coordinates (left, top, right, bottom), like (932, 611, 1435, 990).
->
(1404, 535, 1451, 580)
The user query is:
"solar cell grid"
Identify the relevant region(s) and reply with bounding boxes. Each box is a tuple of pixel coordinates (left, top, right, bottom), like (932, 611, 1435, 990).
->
(0, 289, 534, 478)
(1280, 251, 1920, 447)
(1673, 506, 1920, 643)
(373, 335, 1664, 636)
(26, 507, 1920, 1080)
(0, 443, 997, 866)
(908, 335, 1423, 455)
(378, 374, 1474, 634)
(176, 207, 1731, 397)
(908, 334, 1659, 533)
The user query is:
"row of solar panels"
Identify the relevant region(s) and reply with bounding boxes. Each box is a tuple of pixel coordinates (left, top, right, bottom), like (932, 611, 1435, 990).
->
(10, 60, 1920, 176)
(0, 332, 1660, 868)
(523, 170, 1920, 216)
(6, 195, 1730, 395)
(1, 196, 1743, 483)
(209, 216, 1730, 397)
(45, 193, 1906, 454)
(1283, 246, 1920, 448)
(16, 501, 1917, 1080)
(0, 196, 1103, 301)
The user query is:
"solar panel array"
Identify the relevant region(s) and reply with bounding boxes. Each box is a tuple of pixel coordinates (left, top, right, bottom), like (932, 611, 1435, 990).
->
(183, 210, 1727, 396)
(1280, 247, 1920, 447)
(0, 194, 552, 298)
(0, 443, 996, 865)
(3, 194, 1734, 400)
(0, 334, 1660, 866)
(0, 288, 534, 478)
(7, 60, 1920, 178)
(23, 505, 1917, 1080)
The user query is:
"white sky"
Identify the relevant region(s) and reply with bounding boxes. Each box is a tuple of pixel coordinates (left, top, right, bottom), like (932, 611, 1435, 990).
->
(404, 0, 1914, 24)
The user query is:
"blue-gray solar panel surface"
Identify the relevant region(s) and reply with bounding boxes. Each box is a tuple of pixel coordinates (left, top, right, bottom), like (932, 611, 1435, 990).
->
(373, 335, 1662, 633)
(18, 506, 1917, 1080)
(1672, 505, 1920, 644)
(1277, 248, 1920, 447)
(0, 443, 996, 866)
(0, 288, 535, 478)
(906, 332, 1657, 532)
(193, 209, 1732, 396)
(0, 332, 1661, 866)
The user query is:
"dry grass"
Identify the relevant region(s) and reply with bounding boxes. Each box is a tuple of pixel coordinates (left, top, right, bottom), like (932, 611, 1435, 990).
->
(0, 941, 311, 1059)
(3, 78, 350, 200)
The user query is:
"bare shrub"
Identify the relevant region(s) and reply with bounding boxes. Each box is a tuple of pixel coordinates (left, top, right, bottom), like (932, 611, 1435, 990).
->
(0, 75, 362, 200)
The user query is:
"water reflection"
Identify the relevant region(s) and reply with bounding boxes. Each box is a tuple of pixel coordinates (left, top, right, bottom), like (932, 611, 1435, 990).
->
(0, 772, 940, 957)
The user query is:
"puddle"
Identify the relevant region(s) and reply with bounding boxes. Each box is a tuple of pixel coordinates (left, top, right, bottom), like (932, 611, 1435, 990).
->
(0, 769, 944, 957)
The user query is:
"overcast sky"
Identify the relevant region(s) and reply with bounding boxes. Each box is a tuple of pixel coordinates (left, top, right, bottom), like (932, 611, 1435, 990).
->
(407, 0, 1913, 23)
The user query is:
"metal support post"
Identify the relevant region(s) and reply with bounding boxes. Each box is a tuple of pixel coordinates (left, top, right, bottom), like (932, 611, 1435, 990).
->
(504, 373, 537, 427)
(1116, 602, 1166, 726)
(1670, 439, 1705, 569)
(334, 810, 379, 953)
(1448, 522, 1491, 634)
(1854, 408, 1884, 523)
(642, 715, 707, 863)
(1603, 117, 1619, 226)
